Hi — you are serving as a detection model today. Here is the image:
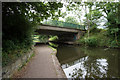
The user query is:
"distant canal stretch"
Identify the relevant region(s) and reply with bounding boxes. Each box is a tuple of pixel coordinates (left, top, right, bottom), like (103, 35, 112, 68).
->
(56, 45, 120, 78)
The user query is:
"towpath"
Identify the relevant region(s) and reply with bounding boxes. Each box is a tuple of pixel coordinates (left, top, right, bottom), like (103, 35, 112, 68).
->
(13, 45, 66, 78)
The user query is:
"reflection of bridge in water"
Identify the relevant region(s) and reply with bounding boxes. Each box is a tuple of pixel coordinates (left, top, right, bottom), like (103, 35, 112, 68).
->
(35, 20, 86, 42)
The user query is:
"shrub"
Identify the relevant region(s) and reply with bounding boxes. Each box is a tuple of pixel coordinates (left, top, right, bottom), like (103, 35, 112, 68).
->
(78, 39, 85, 45)
(90, 27, 102, 34)
(110, 40, 119, 48)
(85, 37, 98, 47)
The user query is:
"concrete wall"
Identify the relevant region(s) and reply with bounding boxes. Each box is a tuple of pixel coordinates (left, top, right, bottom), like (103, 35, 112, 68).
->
(2, 50, 34, 78)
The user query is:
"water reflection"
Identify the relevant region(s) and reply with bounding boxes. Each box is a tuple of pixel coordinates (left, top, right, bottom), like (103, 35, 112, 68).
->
(57, 45, 120, 78)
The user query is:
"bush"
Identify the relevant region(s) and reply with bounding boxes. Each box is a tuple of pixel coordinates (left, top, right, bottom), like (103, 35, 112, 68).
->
(110, 40, 119, 48)
(3, 40, 16, 52)
(78, 29, 120, 48)
(90, 27, 102, 34)
(78, 39, 85, 45)
(2, 37, 33, 67)
(85, 37, 98, 47)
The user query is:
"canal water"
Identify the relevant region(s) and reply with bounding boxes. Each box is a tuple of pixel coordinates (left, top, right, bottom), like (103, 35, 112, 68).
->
(56, 45, 120, 78)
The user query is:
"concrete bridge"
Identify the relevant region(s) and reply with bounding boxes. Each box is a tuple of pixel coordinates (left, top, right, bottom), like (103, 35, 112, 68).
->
(35, 24, 86, 42)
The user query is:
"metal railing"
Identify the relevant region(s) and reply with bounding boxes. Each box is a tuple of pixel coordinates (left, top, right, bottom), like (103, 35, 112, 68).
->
(43, 20, 85, 30)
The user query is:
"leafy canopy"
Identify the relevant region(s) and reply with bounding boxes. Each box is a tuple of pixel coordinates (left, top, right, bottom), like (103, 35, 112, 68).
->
(2, 2, 63, 51)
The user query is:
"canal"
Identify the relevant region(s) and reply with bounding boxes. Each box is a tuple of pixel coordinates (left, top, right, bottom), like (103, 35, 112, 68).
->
(55, 44, 120, 78)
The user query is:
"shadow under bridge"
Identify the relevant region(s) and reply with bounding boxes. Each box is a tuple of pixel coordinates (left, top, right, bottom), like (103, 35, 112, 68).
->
(35, 24, 86, 42)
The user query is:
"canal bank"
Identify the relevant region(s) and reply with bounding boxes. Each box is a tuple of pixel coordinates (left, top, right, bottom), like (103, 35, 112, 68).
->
(13, 44, 66, 78)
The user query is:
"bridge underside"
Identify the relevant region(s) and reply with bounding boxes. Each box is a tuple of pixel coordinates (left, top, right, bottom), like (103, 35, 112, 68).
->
(35, 25, 85, 42)
(36, 29, 78, 42)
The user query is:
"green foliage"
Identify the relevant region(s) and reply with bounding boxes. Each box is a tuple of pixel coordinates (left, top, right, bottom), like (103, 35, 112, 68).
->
(78, 2, 120, 48)
(48, 42, 58, 48)
(39, 35, 49, 43)
(65, 2, 120, 48)
(49, 36, 58, 41)
(90, 26, 102, 34)
(110, 40, 119, 48)
(33, 35, 40, 43)
(78, 32, 98, 47)
(84, 6, 102, 30)
(2, 2, 63, 67)
(2, 52, 10, 67)
(2, 49, 29, 67)
(96, 31, 110, 47)
(33, 35, 58, 43)
(65, 16, 79, 24)
(95, 2, 120, 43)
(78, 29, 120, 48)
(2, 39, 33, 67)
(84, 37, 98, 47)
(65, 2, 83, 25)
(110, 28, 119, 34)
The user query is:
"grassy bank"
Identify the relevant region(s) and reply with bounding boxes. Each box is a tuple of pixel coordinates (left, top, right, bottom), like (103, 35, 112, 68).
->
(77, 29, 120, 48)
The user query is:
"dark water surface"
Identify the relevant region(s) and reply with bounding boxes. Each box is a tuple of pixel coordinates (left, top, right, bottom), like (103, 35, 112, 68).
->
(56, 45, 120, 78)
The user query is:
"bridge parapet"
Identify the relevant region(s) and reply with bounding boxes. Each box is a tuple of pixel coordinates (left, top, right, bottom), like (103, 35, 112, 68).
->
(42, 20, 85, 30)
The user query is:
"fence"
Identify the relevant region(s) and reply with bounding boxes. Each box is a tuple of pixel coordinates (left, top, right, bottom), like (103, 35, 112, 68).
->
(43, 20, 85, 30)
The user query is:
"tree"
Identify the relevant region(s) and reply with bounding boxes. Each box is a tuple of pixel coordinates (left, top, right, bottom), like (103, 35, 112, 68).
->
(2, 2, 63, 54)
(2, 2, 63, 67)
(65, 16, 79, 24)
(83, 2, 120, 47)
(65, 2, 83, 25)
(95, 2, 120, 45)
(84, 8, 102, 32)
(2, 2, 63, 49)
(65, 2, 99, 37)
